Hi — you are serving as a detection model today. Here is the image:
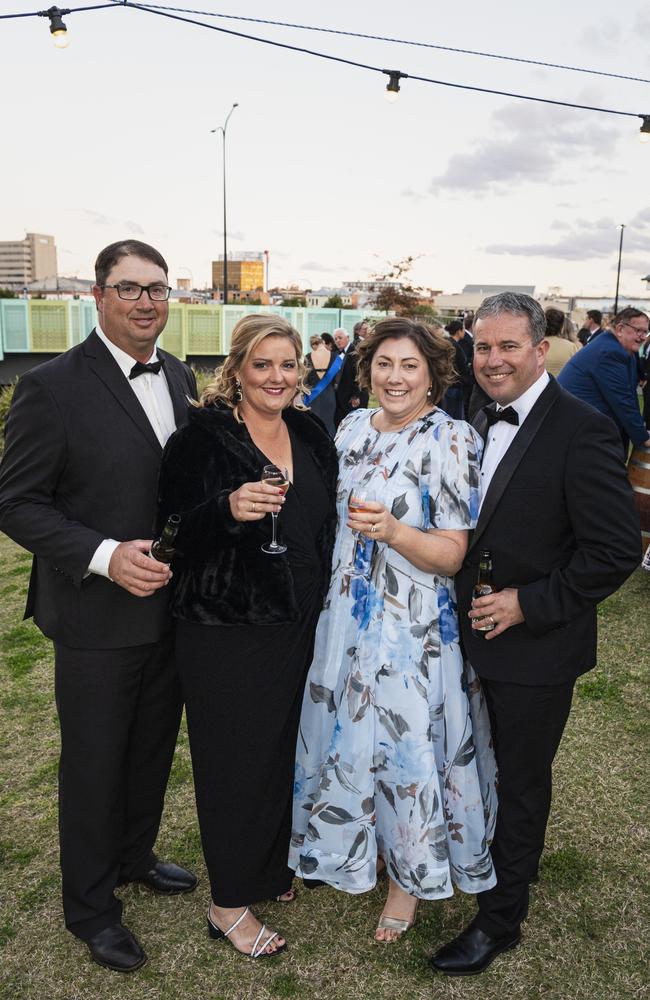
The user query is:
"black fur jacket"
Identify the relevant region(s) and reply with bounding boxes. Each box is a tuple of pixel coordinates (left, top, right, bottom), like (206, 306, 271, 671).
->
(155, 403, 338, 625)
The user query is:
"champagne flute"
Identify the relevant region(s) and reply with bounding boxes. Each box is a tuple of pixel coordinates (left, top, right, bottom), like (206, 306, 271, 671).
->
(345, 487, 376, 576)
(261, 464, 289, 555)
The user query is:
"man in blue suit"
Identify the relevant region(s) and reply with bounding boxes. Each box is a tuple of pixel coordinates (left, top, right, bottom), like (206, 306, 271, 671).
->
(558, 307, 650, 456)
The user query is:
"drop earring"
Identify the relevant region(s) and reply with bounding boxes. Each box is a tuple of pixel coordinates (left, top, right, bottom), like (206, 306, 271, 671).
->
(234, 378, 242, 402)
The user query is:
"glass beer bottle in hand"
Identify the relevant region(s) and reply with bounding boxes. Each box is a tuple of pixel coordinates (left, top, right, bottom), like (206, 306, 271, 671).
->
(150, 514, 181, 563)
(473, 549, 496, 633)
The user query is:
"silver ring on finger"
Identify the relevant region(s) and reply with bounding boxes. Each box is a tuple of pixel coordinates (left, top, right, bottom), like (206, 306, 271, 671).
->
(370, 524, 377, 534)
(488, 615, 495, 625)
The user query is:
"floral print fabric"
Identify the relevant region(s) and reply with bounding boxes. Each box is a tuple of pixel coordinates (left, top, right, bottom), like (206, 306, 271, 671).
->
(289, 408, 497, 899)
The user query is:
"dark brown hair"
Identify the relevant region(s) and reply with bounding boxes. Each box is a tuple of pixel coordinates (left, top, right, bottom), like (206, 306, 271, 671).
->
(95, 239, 168, 286)
(544, 307, 565, 338)
(356, 317, 455, 404)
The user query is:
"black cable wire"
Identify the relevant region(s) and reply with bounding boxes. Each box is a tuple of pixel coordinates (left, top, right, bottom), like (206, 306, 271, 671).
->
(113, 0, 650, 87)
(3, 0, 647, 125)
(0, 3, 120, 18)
(122, 2, 645, 122)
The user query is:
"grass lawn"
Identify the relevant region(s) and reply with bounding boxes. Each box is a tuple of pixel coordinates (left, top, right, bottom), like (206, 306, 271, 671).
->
(0, 530, 648, 1000)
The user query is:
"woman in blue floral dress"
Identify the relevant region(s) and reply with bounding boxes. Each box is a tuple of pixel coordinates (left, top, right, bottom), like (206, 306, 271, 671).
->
(290, 318, 497, 942)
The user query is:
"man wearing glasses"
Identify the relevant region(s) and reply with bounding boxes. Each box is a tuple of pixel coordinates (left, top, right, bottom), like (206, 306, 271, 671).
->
(0, 240, 198, 972)
(558, 307, 650, 456)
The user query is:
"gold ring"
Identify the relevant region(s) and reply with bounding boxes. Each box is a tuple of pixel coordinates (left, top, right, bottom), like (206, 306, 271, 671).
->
(253, 502, 257, 512)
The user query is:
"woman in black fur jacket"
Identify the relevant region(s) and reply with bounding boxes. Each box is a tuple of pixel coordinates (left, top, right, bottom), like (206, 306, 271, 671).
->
(156, 314, 337, 958)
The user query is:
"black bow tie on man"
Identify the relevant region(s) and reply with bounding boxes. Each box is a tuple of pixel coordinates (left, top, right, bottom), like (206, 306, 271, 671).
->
(129, 359, 165, 380)
(483, 404, 519, 428)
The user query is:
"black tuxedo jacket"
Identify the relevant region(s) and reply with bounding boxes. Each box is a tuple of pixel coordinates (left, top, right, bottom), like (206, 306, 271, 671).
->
(334, 345, 368, 426)
(0, 330, 197, 648)
(456, 378, 640, 685)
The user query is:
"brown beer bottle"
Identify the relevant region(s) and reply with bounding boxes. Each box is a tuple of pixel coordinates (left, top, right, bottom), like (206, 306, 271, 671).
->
(473, 549, 496, 633)
(150, 514, 181, 563)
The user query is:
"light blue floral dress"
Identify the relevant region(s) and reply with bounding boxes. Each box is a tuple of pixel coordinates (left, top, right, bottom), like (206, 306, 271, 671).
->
(289, 408, 497, 899)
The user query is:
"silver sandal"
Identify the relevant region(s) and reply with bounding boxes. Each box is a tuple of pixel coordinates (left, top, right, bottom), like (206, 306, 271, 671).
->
(207, 906, 287, 959)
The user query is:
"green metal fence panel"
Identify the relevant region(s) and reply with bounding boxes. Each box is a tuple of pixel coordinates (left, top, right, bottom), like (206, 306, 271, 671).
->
(1, 300, 30, 352)
(0, 302, 393, 362)
(30, 301, 69, 352)
(158, 305, 185, 359)
(81, 301, 97, 337)
(185, 305, 222, 355)
(306, 309, 340, 339)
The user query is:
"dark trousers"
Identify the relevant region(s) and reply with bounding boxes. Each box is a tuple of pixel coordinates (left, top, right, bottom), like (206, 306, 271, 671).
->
(474, 677, 574, 939)
(54, 634, 182, 940)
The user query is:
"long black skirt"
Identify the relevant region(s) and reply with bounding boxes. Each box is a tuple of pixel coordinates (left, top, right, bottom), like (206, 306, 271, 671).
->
(176, 567, 322, 906)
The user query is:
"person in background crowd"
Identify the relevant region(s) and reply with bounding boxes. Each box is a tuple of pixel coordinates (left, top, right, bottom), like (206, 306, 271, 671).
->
(321, 332, 337, 353)
(543, 307, 579, 377)
(333, 328, 368, 427)
(291, 317, 497, 944)
(584, 308, 604, 344)
(304, 333, 341, 436)
(441, 320, 473, 418)
(430, 292, 641, 977)
(156, 314, 337, 959)
(353, 319, 370, 345)
(0, 240, 198, 973)
(558, 307, 650, 457)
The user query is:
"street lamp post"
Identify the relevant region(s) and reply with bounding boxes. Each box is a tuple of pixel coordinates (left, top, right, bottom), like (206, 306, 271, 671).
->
(211, 102, 239, 304)
(614, 223, 625, 315)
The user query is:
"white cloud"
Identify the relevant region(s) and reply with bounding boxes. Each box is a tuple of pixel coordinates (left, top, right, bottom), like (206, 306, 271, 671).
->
(430, 101, 621, 195)
(484, 207, 650, 260)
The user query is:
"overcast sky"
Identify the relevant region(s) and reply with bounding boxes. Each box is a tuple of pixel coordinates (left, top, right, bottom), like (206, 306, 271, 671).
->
(2, 0, 649, 296)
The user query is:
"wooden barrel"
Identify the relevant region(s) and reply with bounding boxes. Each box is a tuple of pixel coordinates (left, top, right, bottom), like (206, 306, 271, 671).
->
(628, 446, 650, 549)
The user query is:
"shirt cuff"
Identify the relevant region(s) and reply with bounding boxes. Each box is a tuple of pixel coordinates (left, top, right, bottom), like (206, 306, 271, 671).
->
(87, 539, 120, 580)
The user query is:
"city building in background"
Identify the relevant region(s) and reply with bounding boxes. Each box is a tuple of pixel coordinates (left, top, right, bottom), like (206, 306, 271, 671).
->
(211, 251, 265, 302)
(0, 233, 58, 291)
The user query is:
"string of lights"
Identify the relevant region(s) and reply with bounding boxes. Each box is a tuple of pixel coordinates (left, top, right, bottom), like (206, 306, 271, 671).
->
(4, 2, 649, 140)
(114, 1, 650, 87)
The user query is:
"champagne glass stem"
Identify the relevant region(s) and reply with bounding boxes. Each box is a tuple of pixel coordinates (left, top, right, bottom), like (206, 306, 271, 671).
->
(270, 511, 279, 548)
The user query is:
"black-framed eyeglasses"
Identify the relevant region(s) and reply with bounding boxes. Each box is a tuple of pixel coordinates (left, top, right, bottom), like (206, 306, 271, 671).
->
(621, 322, 649, 337)
(102, 282, 172, 301)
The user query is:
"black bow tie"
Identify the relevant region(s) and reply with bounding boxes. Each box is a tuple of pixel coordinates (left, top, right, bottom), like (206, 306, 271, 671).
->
(484, 404, 519, 428)
(129, 359, 165, 380)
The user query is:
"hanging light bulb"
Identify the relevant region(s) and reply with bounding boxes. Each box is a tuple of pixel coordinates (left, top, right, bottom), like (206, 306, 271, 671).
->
(39, 7, 70, 48)
(639, 115, 650, 144)
(383, 70, 407, 104)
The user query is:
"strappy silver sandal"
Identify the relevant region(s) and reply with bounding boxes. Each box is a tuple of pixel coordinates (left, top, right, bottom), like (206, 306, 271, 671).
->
(207, 906, 287, 959)
(376, 900, 419, 942)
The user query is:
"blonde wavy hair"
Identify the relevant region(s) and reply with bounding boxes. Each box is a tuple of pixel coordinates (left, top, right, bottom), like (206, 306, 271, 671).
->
(199, 313, 308, 420)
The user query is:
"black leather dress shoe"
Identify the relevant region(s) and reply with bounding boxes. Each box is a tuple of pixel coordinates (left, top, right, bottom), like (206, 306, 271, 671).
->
(430, 924, 520, 976)
(86, 923, 147, 973)
(131, 860, 198, 895)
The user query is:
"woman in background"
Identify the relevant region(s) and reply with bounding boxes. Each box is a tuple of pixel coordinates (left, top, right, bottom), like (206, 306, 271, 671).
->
(304, 333, 341, 436)
(544, 307, 579, 377)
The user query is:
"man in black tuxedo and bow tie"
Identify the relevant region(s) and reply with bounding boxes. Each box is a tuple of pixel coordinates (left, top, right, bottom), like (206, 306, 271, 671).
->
(430, 292, 640, 976)
(0, 240, 198, 972)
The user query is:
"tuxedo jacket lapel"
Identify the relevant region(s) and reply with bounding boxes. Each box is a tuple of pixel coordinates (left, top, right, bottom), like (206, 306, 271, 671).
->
(159, 348, 195, 427)
(470, 379, 558, 553)
(83, 330, 162, 457)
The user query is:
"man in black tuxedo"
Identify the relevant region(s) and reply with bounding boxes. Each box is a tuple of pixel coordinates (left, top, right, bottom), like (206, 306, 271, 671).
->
(430, 292, 640, 976)
(584, 307, 604, 344)
(0, 240, 198, 972)
(333, 327, 369, 427)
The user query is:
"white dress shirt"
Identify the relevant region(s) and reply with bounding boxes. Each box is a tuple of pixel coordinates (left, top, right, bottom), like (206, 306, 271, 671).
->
(88, 325, 177, 579)
(479, 371, 550, 511)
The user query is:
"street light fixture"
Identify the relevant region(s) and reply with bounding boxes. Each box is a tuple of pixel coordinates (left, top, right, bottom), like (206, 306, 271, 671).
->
(211, 102, 239, 304)
(614, 223, 625, 316)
